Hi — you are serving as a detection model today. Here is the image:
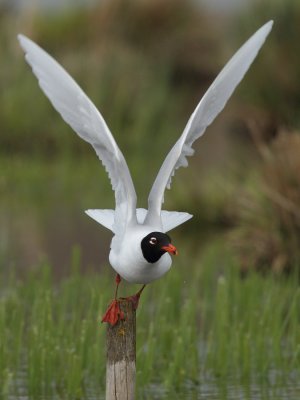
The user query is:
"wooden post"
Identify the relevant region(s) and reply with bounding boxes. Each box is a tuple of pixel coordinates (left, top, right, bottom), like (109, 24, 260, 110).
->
(106, 299, 136, 400)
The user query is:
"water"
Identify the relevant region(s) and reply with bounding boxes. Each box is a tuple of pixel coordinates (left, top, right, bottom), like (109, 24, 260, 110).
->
(7, 374, 300, 399)
(6, 356, 300, 400)
(0, 191, 111, 278)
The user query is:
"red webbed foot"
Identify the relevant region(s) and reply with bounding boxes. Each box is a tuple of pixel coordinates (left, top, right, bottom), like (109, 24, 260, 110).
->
(101, 299, 125, 326)
(101, 279, 146, 325)
(121, 284, 146, 310)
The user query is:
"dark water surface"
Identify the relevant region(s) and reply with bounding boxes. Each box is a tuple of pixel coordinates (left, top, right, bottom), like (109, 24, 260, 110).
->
(0, 200, 112, 278)
(8, 374, 300, 400)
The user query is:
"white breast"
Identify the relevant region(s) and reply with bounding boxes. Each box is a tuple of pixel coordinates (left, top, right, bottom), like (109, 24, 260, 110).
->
(109, 225, 172, 284)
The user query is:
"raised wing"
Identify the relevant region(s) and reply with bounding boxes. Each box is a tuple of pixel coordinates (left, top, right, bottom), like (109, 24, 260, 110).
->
(145, 21, 273, 226)
(18, 34, 137, 233)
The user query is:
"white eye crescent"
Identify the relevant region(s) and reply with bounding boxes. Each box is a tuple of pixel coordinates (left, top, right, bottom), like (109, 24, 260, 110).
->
(149, 237, 157, 245)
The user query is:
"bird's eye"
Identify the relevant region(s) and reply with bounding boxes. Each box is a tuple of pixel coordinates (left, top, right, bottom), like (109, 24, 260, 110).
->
(149, 237, 157, 245)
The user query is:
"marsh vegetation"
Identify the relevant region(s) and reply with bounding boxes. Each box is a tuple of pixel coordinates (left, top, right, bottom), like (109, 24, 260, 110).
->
(1, 0, 300, 398)
(1, 245, 300, 398)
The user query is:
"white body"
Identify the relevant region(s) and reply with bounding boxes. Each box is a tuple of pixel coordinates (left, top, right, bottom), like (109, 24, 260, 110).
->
(109, 224, 172, 284)
(18, 22, 273, 284)
(88, 208, 191, 283)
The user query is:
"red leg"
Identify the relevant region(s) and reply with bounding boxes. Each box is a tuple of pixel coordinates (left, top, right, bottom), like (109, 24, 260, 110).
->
(101, 277, 147, 326)
(115, 273, 121, 298)
(122, 284, 146, 310)
(101, 274, 124, 326)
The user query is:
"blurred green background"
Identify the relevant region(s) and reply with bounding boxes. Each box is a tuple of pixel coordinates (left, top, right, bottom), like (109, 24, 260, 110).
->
(2, 1, 300, 398)
(1, 0, 300, 275)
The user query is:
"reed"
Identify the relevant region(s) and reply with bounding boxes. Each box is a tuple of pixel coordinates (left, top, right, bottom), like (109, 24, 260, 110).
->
(1, 243, 299, 398)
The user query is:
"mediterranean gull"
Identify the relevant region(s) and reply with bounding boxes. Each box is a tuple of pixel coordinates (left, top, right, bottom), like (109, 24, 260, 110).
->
(18, 21, 273, 325)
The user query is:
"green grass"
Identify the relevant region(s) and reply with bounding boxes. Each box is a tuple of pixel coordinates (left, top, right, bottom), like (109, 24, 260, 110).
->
(1, 244, 299, 399)
(0, 3, 300, 398)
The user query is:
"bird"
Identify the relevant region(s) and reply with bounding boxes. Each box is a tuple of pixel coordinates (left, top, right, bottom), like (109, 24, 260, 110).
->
(18, 20, 273, 325)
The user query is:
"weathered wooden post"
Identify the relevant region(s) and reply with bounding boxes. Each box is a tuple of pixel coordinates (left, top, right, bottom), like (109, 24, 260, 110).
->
(106, 299, 136, 400)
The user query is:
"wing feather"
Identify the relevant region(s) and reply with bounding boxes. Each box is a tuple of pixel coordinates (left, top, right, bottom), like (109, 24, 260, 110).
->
(85, 208, 192, 232)
(145, 21, 273, 225)
(18, 34, 137, 232)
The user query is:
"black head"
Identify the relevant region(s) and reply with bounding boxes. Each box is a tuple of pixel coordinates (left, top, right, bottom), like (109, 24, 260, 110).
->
(141, 232, 178, 264)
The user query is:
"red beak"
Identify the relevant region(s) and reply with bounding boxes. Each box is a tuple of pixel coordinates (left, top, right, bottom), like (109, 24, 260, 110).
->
(161, 244, 178, 256)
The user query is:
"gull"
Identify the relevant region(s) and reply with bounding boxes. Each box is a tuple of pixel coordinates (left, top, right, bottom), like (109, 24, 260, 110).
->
(18, 21, 273, 325)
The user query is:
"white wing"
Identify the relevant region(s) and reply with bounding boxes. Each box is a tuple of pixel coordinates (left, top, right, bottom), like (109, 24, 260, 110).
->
(85, 208, 192, 233)
(18, 34, 137, 233)
(135, 208, 192, 232)
(145, 21, 273, 226)
(85, 209, 115, 231)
